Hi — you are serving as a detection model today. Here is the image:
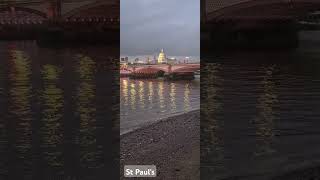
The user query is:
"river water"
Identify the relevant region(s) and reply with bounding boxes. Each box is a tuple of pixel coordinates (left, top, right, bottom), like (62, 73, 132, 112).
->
(2, 34, 320, 180)
(0, 41, 119, 180)
(201, 32, 320, 180)
(120, 77, 200, 134)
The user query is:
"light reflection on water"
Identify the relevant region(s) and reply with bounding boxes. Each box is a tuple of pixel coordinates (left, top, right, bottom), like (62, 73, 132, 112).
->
(158, 81, 165, 110)
(0, 42, 118, 179)
(120, 77, 200, 134)
(8, 49, 33, 179)
(184, 83, 191, 111)
(41, 64, 63, 172)
(148, 81, 154, 107)
(76, 54, 103, 169)
(201, 53, 320, 179)
(170, 82, 176, 112)
(138, 81, 145, 109)
(254, 65, 277, 156)
(201, 63, 225, 175)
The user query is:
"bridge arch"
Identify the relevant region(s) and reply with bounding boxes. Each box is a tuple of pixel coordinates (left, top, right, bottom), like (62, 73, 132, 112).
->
(63, 0, 119, 19)
(0, 7, 47, 19)
(206, 0, 320, 22)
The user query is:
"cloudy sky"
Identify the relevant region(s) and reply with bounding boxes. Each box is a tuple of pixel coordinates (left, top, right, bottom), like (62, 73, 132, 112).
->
(120, 0, 199, 56)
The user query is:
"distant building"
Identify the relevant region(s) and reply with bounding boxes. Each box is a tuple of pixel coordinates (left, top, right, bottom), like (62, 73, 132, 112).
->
(134, 57, 144, 64)
(147, 57, 151, 64)
(153, 55, 157, 64)
(167, 57, 177, 65)
(157, 49, 167, 64)
(120, 57, 129, 64)
(120, 57, 128, 70)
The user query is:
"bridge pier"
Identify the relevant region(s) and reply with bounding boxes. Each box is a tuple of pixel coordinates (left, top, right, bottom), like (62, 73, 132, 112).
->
(202, 20, 300, 50)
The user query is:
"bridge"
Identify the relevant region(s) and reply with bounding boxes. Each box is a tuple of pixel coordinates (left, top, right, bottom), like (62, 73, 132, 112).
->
(201, 0, 320, 48)
(121, 64, 200, 79)
(0, 0, 119, 42)
(0, 0, 119, 22)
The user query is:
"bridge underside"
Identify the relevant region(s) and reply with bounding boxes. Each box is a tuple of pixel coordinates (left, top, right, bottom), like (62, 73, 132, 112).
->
(206, 1, 320, 22)
(202, 1, 320, 50)
(0, 7, 46, 23)
(64, 4, 119, 20)
(0, 2, 119, 44)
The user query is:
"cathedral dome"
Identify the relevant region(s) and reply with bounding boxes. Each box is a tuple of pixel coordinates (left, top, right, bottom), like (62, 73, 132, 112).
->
(157, 49, 166, 64)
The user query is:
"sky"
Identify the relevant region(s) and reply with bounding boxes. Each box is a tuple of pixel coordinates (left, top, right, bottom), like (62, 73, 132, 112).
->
(120, 0, 200, 57)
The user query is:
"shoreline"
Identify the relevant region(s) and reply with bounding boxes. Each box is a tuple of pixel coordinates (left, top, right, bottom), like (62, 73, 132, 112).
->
(120, 108, 200, 136)
(120, 110, 200, 179)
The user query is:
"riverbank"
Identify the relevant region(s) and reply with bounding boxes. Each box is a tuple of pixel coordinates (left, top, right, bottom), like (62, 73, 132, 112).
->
(120, 110, 200, 179)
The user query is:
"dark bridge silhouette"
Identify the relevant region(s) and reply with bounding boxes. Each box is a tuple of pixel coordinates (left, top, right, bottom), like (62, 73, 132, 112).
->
(0, 0, 119, 21)
(0, 0, 119, 42)
(201, 0, 320, 49)
(203, 0, 320, 22)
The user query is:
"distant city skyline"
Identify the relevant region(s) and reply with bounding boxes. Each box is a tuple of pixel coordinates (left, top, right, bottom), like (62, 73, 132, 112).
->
(120, 0, 199, 56)
(120, 55, 200, 63)
(120, 53, 200, 59)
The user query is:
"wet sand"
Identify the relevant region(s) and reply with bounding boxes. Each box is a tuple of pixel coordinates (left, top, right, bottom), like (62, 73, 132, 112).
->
(120, 110, 200, 180)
